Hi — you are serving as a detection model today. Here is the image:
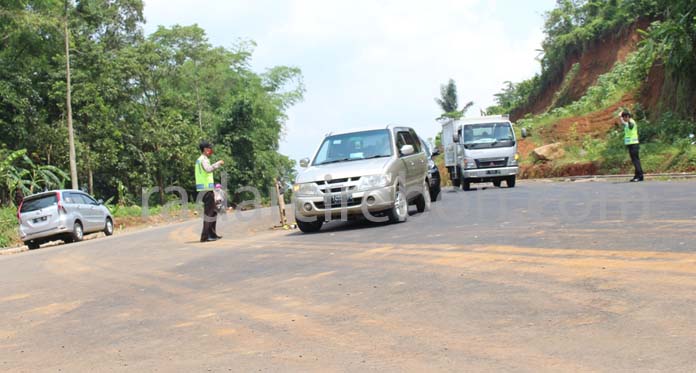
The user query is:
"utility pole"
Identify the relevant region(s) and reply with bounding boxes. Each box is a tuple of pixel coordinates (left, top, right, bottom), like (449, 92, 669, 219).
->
(64, 0, 78, 189)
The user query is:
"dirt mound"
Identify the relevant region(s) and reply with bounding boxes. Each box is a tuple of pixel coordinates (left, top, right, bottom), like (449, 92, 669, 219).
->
(520, 161, 600, 179)
(539, 94, 636, 143)
(512, 19, 650, 121)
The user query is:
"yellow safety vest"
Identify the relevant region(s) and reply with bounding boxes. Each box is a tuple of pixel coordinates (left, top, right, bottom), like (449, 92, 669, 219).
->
(624, 119, 639, 145)
(195, 155, 215, 191)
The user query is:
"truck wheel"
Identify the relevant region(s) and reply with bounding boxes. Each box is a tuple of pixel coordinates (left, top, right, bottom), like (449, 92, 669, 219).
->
(493, 180, 502, 187)
(507, 176, 516, 188)
(388, 184, 408, 223)
(416, 180, 430, 213)
(296, 218, 323, 233)
(452, 178, 461, 187)
(462, 179, 471, 191)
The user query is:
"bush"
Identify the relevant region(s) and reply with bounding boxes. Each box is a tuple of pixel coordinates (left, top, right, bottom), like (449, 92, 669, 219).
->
(0, 207, 19, 248)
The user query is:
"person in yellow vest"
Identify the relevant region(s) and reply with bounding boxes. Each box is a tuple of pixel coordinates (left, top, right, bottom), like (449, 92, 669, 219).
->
(196, 141, 224, 242)
(619, 110, 643, 182)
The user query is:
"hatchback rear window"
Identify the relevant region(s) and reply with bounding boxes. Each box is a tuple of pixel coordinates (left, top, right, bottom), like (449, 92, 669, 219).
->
(20, 194, 58, 213)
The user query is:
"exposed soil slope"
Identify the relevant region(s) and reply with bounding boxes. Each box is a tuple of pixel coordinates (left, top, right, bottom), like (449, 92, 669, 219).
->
(512, 19, 650, 122)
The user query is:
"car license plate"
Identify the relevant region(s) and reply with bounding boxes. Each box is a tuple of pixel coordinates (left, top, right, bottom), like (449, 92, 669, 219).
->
(331, 193, 352, 205)
(486, 170, 501, 175)
(33, 216, 48, 223)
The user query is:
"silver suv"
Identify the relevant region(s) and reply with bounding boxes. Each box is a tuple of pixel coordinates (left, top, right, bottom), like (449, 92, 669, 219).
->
(293, 126, 429, 233)
(18, 190, 114, 249)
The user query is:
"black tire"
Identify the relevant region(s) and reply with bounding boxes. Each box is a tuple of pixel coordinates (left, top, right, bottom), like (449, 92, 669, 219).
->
(452, 178, 461, 187)
(416, 180, 431, 213)
(387, 184, 408, 223)
(25, 241, 40, 250)
(70, 221, 84, 243)
(296, 218, 323, 233)
(429, 185, 441, 202)
(493, 180, 502, 187)
(462, 179, 471, 191)
(506, 176, 516, 188)
(104, 217, 114, 236)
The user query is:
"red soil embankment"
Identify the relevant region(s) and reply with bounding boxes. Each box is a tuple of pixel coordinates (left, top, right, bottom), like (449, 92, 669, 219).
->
(512, 19, 650, 122)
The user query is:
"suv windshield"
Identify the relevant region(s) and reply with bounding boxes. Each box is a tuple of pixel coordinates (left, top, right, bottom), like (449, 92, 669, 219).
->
(462, 122, 515, 149)
(21, 194, 57, 213)
(313, 129, 392, 166)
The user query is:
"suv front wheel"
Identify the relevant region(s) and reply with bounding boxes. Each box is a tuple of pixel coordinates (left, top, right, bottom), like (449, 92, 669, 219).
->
(296, 218, 323, 233)
(387, 184, 408, 223)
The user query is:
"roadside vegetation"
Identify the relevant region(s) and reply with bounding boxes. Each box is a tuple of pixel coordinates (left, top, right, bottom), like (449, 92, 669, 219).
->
(488, 0, 696, 177)
(0, 1, 302, 248)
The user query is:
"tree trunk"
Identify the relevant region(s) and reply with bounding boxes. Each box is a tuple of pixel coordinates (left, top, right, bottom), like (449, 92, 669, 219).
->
(64, 1, 78, 189)
(88, 167, 93, 195)
(158, 173, 165, 205)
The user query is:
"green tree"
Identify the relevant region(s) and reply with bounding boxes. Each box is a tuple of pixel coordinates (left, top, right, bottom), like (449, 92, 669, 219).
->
(435, 79, 474, 120)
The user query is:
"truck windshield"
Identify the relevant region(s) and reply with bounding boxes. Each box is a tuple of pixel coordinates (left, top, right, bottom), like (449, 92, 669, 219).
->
(462, 123, 514, 149)
(313, 129, 392, 166)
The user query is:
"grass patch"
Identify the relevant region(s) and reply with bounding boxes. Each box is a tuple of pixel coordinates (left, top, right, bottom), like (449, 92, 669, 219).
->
(0, 207, 19, 248)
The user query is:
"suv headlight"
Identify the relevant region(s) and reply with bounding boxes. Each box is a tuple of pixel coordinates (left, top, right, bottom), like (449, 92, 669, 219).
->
(463, 157, 477, 169)
(358, 174, 392, 190)
(292, 182, 320, 196)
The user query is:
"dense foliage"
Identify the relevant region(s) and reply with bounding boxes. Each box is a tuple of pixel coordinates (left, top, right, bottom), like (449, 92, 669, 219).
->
(0, 0, 303, 207)
(488, 0, 696, 119)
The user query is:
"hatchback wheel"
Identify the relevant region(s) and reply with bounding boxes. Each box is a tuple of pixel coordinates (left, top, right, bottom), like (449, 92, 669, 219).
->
(71, 221, 84, 243)
(104, 217, 114, 236)
(25, 241, 41, 250)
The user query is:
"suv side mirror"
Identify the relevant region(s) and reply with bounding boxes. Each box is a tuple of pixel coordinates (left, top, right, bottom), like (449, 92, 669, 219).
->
(299, 158, 310, 168)
(431, 148, 440, 157)
(521, 128, 529, 139)
(400, 145, 415, 156)
(97, 199, 104, 205)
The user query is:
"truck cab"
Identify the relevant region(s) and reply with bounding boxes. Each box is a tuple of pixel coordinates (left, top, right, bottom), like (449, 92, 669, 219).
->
(442, 115, 519, 191)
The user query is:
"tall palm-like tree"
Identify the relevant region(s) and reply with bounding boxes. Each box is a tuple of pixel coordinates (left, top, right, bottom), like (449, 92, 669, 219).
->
(435, 79, 474, 120)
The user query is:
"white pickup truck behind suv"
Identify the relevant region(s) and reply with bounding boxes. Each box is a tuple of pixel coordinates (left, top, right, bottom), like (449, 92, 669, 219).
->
(293, 126, 430, 233)
(442, 115, 520, 190)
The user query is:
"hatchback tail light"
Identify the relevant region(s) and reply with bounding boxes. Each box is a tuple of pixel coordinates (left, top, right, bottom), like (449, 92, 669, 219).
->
(56, 192, 67, 214)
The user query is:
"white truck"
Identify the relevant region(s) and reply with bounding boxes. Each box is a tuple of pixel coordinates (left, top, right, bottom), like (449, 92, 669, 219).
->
(442, 115, 520, 191)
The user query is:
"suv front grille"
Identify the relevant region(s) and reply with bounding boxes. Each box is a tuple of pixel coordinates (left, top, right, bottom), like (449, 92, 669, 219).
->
(314, 177, 362, 194)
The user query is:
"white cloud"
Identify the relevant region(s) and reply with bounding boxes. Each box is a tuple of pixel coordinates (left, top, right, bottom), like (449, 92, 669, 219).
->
(143, 0, 553, 161)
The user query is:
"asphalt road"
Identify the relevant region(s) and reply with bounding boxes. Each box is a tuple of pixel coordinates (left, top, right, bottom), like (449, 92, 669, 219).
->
(1, 180, 695, 372)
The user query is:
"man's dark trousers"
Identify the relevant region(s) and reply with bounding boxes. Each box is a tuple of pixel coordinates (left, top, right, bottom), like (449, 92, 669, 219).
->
(627, 144, 644, 179)
(201, 191, 218, 241)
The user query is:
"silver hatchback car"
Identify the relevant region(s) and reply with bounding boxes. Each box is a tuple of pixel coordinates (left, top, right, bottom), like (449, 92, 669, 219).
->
(293, 126, 430, 233)
(18, 190, 114, 249)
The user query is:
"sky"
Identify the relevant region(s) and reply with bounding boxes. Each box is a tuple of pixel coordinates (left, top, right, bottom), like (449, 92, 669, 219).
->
(143, 0, 556, 163)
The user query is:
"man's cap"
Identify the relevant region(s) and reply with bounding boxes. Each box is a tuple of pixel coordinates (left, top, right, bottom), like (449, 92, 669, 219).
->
(621, 110, 631, 117)
(199, 140, 212, 152)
